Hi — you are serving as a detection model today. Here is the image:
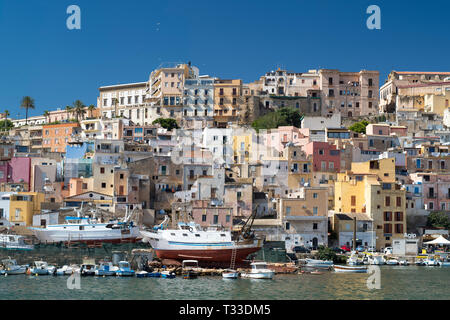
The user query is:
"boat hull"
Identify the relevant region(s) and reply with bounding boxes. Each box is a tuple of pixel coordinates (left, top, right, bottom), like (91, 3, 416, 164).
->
(222, 272, 239, 279)
(241, 271, 274, 279)
(334, 265, 367, 273)
(3, 266, 27, 275)
(154, 246, 261, 262)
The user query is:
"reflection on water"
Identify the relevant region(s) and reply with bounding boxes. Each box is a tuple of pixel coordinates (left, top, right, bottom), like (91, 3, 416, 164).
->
(0, 266, 449, 300)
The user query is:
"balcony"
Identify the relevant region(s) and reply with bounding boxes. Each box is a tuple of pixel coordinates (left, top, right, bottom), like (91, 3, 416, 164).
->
(427, 194, 437, 199)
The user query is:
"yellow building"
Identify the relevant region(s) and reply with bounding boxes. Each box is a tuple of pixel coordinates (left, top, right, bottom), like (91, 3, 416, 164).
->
(214, 79, 243, 127)
(424, 91, 450, 116)
(9, 192, 45, 226)
(284, 145, 312, 190)
(232, 128, 256, 165)
(334, 158, 406, 250)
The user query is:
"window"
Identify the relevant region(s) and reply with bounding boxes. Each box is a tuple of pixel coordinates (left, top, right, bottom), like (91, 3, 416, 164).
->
(226, 215, 230, 223)
(395, 212, 403, 221)
(101, 183, 106, 188)
(313, 193, 318, 199)
(286, 207, 291, 215)
(213, 215, 219, 224)
(396, 197, 402, 207)
(385, 196, 390, 207)
(351, 196, 356, 206)
(384, 212, 392, 221)
(395, 224, 403, 234)
(285, 222, 290, 230)
(313, 223, 318, 230)
(384, 224, 392, 234)
(313, 207, 318, 215)
(202, 215, 206, 222)
(100, 167, 105, 174)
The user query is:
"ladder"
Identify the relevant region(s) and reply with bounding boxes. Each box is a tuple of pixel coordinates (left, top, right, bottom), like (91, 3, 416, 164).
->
(230, 246, 237, 270)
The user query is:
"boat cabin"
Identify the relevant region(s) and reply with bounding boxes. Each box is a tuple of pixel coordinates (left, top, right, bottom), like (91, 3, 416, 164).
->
(250, 262, 269, 270)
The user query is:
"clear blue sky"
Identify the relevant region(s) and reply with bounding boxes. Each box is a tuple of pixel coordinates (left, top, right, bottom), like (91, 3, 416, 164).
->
(1, 0, 449, 118)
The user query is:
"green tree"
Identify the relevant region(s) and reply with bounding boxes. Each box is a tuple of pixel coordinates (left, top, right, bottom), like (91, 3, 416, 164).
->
(20, 96, 35, 125)
(152, 118, 179, 131)
(65, 105, 73, 121)
(317, 246, 338, 263)
(349, 120, 369, 134)
(426, 212, 450, 230)
(43, 110, 50, 123)
(251, 107, 303, 131)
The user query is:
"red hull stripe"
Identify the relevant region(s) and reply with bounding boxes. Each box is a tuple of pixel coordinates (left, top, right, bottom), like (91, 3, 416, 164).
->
(155, 247, 261, 262)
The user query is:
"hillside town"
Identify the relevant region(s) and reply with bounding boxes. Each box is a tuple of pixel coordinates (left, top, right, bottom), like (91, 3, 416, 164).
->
(1, 64, 450, 258)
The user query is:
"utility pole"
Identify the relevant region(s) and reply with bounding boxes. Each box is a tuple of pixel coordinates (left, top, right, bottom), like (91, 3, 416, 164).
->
(353, 217, 357, 251)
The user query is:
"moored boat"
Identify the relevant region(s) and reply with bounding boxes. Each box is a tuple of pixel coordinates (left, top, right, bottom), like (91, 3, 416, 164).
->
(386, 259, 399, 265)
(136, 271, 149, 278)
(161, 270, 176, 278)
(222, 269, 239, 279)
(116, 261, 135, 277)
(334, 265, 368, 273)
(304, 258, 333, 269)
(29, 261, 56, 275)
(1, 258, 28, 275)
(241, 262, 275, 279)
(95, 261, 118, 276)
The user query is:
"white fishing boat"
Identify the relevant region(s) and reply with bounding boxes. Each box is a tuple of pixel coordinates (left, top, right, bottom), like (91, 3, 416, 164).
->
(0, 234, 34, 251)
(423, 258, 440, 266)
(29, 205, 140, 244)
(1, 258, 28, 275)
(334, 265, 368, 273)
(386, 259, 399, 265)
(347, 253, 364, 266)
(95, 261, 119, 276)
(29, 261, 56, 275)
(56, 265, 79, 276)
(241, 262, 275, 279)
(222, 269, 239, 279)
(304, 258, 334, 269)
(80, 258, 96, 276)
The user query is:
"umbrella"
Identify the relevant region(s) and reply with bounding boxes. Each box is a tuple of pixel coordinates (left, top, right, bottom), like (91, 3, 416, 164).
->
(424, 235, 450, 245)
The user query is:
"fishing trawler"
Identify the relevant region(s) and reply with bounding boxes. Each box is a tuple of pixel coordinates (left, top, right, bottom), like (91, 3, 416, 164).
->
(29, 205, 140, 244)
(140, 212, 263, 262)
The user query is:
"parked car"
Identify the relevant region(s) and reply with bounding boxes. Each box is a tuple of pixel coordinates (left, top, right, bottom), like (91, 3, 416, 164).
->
(331, 247, 345, 254)
(384, 247, 393, 255)
(355, 245, 365, 252)
(292, 246, 311, 253)
(340, 245, 351, 252)
(367, 246, 376, 252)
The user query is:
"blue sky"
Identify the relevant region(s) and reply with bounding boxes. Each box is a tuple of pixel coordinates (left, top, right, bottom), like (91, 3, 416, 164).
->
(0, 0, 449, 118)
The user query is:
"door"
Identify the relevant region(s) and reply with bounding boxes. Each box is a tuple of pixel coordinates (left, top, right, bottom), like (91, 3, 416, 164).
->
(312, 237, 318, 249)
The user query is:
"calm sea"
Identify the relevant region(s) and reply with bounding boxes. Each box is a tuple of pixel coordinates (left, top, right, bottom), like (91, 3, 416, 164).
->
(0, 266, 448, 300)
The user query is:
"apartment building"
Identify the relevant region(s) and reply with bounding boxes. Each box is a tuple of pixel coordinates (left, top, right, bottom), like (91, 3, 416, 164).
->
(42, 123, 81, 153)
(319, 69, 379, 117)
(213, 79, 243, 128)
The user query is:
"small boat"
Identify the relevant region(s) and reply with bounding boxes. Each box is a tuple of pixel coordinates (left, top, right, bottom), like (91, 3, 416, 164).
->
(310, 270, 325, 275)
(80, 263, 96, 276)
(334, 265, 368, 273)
(182, 260, 200, 279)
(398, 260, 409, 266)
(241, 262, 275, 279)
(386, 259, 399, 265)
(116, 261, 135, 277)
(222, 269, 239, 279)
(95, 261, 118, 276)
(347, 253, 364, 266)
(367, 255, 385, 265)
(161, 270, 176, 278)
(29, 261, 56, 275)
(304, 258, 333, 269)
(56, 265, 80, 276)
(440, 260, 450, 267)
(136, 271, 148, 278)
(147, 271, 161, 278)
(1, 258, 28, 275)
(0, 234, 34, 251)
(424, 258, 440, 266)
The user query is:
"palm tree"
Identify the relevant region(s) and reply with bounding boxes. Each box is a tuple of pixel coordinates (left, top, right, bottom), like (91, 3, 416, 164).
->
(65, 105, 73, 122)
(87, 104, 96, 119)
(43, 110, 50, 123)
(20, 96, 35, 125)
(73, 100, 86, 122)
(3, 110, 10, 132)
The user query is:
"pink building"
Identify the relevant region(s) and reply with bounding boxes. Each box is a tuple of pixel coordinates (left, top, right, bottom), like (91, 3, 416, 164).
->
(0, 157, 31, 191)
(366, 124, 390, 136)
(304, 141, 340, 172)
(410, 173, 450, 212)
(264, 126, 310, 154)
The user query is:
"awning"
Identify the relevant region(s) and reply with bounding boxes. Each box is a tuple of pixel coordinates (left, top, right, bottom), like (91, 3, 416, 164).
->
(424, 235, 450, 245)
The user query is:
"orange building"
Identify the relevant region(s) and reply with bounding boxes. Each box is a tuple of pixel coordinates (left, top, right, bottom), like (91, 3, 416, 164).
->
(42, 123, 81, 153)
